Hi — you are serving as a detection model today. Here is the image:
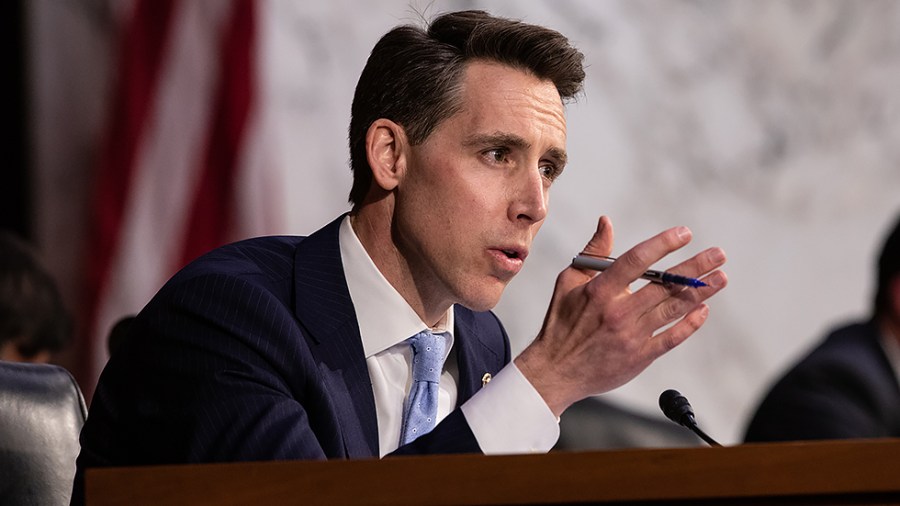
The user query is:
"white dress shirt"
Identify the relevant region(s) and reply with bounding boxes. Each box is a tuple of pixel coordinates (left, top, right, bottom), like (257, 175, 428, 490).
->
(339, 216, 558, 457)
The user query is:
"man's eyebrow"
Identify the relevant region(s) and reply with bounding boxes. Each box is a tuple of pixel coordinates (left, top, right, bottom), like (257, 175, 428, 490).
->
(463, 132, 568, 165)
(463, 132, 530, 150)
(546, 147, 568, 167)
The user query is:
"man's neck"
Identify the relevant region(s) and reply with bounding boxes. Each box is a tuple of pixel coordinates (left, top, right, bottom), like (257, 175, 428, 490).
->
(349, 209, 451, 326)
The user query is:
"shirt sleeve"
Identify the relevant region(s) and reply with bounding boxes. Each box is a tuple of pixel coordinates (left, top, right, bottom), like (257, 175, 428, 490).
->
(459, 360, 559, 454)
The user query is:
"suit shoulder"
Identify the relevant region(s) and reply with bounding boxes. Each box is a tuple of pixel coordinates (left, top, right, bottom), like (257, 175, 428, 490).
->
(150, 236, 306, 308)
(757, 320, 893, 408)
(800, 321, 884, 369)
(176, 236, 303, 281)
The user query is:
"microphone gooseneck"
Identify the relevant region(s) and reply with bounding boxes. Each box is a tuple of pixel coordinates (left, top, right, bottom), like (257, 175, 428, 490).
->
(658, 389, 722, 447)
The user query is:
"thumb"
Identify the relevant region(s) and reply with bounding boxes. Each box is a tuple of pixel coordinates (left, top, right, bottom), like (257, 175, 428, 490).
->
(557, 216, 615, 288)
(580, 215, 614, 259)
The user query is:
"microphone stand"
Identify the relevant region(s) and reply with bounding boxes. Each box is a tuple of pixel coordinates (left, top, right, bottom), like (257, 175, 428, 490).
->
(658, 389, 722, 447)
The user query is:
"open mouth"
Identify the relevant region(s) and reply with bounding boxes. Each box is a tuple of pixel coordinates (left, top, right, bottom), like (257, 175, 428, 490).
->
(490, 247, 526, 275)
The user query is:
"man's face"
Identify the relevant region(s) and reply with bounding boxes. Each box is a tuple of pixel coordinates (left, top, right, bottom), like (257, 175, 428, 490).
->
(393, 60, 567, 313)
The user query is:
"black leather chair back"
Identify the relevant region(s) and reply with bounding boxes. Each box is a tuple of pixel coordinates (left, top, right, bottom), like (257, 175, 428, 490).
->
(555, 396, 702, 450)
(0, 361, 87, 506)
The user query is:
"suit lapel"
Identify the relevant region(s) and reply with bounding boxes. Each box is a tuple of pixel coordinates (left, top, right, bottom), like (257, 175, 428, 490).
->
(453, 308, 507, 405)
(292, 215, 379, 458)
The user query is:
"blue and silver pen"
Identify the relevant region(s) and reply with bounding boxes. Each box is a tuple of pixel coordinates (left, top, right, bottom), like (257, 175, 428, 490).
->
(572, 254, 707, 288)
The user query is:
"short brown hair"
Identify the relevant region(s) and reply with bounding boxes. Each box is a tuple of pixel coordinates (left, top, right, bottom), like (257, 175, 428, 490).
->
(347, 10, 585, 207)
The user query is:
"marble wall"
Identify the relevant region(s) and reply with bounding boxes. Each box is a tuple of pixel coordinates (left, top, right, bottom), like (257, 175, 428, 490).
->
(30, 0, 900, 444)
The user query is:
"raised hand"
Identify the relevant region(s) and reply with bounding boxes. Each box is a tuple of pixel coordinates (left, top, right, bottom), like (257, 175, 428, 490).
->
(515, 216, 728, 416)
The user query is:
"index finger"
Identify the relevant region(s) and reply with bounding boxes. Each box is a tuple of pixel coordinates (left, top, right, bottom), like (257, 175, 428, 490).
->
(592, 226, 694, 290)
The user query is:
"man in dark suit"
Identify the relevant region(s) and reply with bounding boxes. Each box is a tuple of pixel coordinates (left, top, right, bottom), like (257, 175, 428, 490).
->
(744, 213, 900, 442)
(74, 10, 728, 494)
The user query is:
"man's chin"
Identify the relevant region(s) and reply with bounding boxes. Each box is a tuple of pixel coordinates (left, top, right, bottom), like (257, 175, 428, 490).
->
(455, 281, 507, 312)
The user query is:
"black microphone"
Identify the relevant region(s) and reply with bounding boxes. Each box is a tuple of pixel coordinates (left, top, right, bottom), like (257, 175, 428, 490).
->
(658, 389, 722, 447)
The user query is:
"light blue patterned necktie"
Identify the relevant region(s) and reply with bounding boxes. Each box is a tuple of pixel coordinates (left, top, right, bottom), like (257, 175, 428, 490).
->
(399, 330, 446, 445)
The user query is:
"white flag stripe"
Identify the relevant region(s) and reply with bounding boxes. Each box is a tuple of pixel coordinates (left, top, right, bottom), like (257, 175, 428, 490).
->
(90, 0, 238, 381)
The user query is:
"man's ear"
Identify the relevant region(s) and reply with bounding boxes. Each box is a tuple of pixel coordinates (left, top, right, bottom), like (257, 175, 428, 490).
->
(365, 119, 408, 191)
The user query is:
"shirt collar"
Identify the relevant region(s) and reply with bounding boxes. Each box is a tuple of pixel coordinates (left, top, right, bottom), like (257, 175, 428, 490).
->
(339, 215, 454, 358)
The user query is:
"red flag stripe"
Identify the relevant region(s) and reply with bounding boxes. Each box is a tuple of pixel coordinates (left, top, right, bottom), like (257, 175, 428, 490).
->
(81, 0, 177, 390)
(180, 0, 255, 267)
(82, 1, 256, 401)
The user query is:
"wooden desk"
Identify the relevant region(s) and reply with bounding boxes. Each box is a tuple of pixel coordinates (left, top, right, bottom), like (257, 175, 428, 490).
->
(86, 438, 900, 505)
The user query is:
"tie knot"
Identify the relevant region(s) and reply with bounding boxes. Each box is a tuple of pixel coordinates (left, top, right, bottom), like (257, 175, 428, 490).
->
(410, 330, 445, 383)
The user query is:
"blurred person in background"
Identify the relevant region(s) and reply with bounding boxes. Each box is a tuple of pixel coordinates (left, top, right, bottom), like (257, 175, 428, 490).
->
(0, 231, 73, 364)
(745, 212, 900, 442)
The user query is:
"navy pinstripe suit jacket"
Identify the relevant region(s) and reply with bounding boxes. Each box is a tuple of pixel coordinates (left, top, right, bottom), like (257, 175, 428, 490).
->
(75, 215, 511, 474)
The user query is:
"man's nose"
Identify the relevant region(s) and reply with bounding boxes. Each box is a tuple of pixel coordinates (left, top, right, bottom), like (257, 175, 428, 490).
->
(508, 167, 548, 224)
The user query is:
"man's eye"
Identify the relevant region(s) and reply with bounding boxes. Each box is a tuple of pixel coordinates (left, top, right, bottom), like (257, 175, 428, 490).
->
(484, 149, 508, 163)
(540, 164, 561, 182)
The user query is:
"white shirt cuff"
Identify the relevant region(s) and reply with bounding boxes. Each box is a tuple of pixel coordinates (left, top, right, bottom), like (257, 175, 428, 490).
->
(460, 361, 559, 454)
